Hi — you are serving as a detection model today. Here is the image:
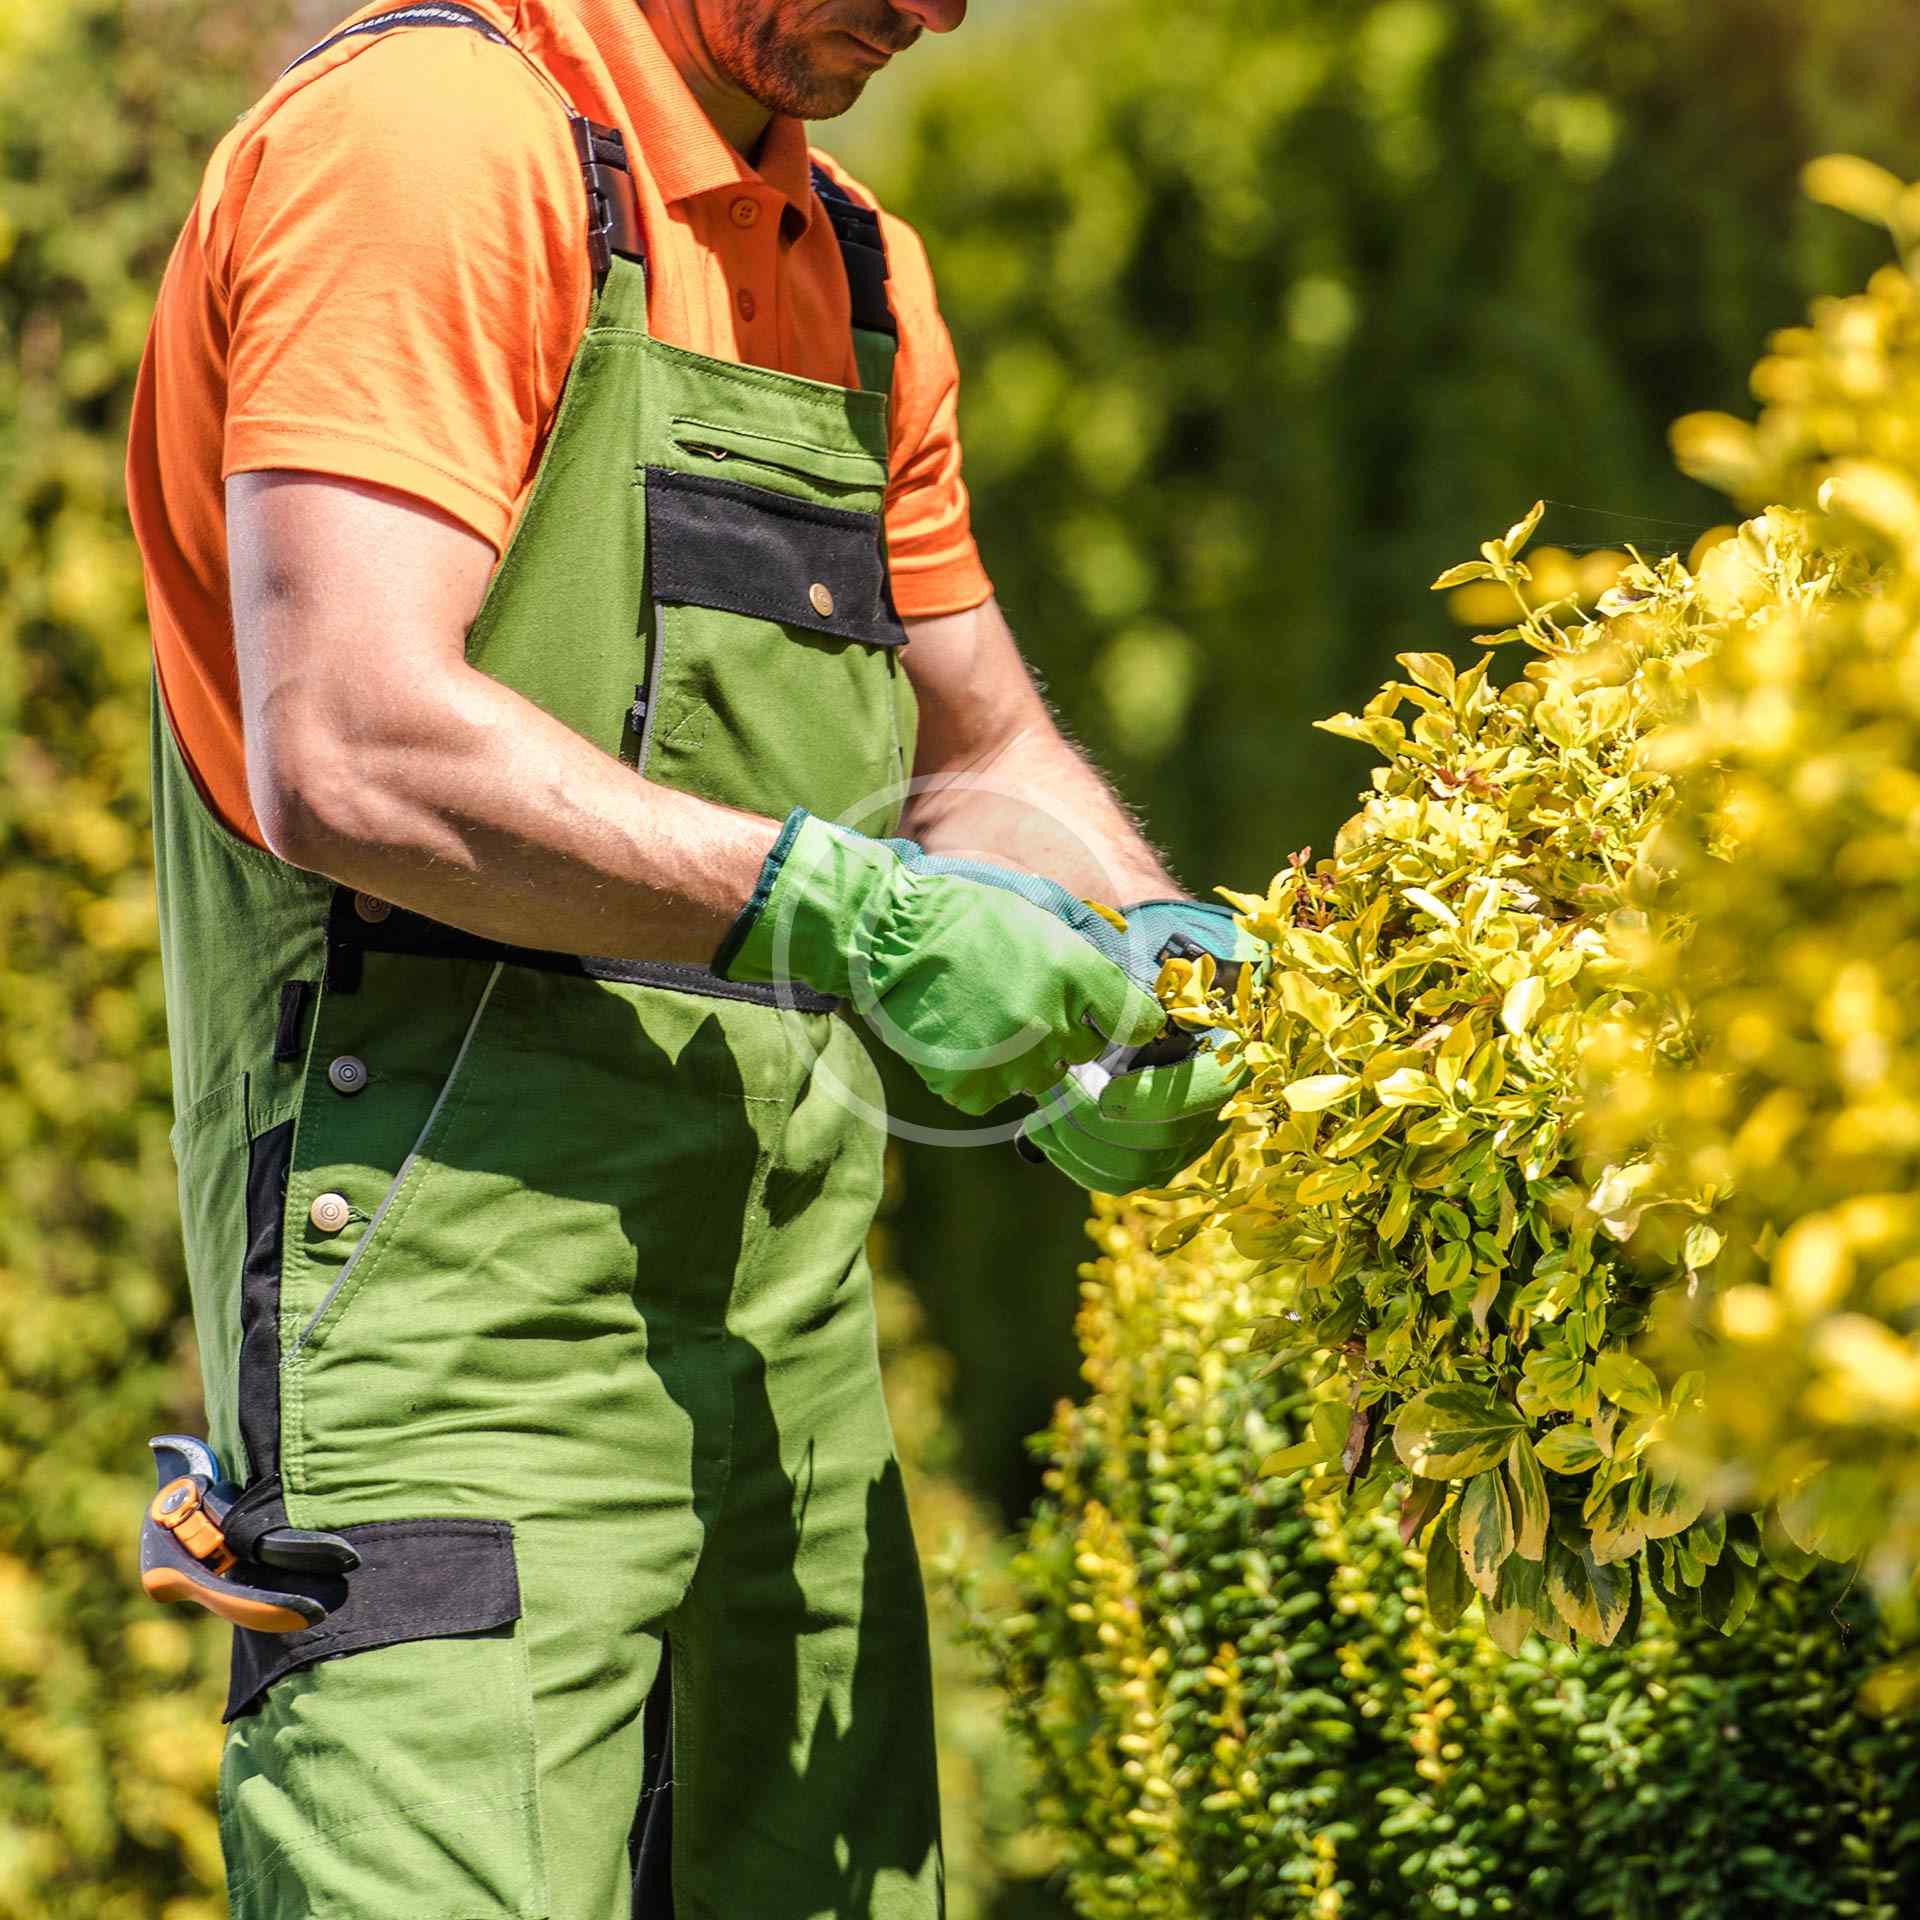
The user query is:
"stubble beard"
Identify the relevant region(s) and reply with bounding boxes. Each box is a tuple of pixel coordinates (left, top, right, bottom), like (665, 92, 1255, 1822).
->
(711, 1, 906, 120)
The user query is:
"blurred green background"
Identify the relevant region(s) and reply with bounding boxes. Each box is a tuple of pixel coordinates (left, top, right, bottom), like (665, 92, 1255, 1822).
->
(4, 1, 1919, 1914)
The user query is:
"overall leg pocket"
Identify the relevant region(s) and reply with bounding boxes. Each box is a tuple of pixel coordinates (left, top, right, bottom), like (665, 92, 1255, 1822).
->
(222, 1576, 548, 1920)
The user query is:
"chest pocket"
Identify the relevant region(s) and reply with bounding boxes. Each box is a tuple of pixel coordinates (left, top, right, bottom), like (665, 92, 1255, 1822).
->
(630, 457, 916, 837)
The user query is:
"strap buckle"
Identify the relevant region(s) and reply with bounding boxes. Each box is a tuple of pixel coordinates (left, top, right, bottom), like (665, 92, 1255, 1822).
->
(572, 116, 644, 287)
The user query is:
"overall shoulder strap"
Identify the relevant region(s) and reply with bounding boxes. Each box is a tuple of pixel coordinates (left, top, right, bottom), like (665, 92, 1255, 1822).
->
(281, 5, 643, 290)
(810, 163, 899, 394)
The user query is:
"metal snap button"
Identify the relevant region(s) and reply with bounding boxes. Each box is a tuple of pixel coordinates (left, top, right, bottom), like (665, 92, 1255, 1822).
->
(352, 892, 392, 924)
(309, 1192, 352, 1235)
(809, 582, 835, 618)
(326, 1054, 368, 1096)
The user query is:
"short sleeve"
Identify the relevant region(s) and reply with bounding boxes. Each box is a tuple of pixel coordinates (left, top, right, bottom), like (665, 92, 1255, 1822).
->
(871, 209, 994, 620)
(214, 32, 591, 554)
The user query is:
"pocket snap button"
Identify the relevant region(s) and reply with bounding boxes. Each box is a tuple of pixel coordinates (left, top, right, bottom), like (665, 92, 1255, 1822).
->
(327, 1055, 368, 1096)
(309, 1192, 352, 1235)
(809, 581, 835, 617)
(353, 892, 392, 924)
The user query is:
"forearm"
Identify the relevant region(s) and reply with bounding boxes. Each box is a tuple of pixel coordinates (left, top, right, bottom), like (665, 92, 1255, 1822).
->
(900, 597, 1178, 903)
(258, 659, 778, 965)
(903, 720, 1175, 903)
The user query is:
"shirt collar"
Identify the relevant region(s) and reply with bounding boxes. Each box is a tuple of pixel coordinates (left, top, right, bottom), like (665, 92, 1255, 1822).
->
(568, 0, 815, 220)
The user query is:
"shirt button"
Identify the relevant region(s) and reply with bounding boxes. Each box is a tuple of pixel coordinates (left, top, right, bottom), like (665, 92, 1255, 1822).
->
(736, 288, 758, 324)
(730, 196, 760, 229)
(309, 1192, 352, 1235)
(327, 1055, 368, 1096)
(352, 892, 391, 924)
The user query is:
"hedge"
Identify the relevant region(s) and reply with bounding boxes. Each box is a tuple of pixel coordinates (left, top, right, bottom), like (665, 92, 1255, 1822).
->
(981, 1199, 1920, 1919)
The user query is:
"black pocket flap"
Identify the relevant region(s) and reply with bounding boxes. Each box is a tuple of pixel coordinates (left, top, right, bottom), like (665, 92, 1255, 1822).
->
(646, 465, 907, 650)
(226, 1517, 521, 1720)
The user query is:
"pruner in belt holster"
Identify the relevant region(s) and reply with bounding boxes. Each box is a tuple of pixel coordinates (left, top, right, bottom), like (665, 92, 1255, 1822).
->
(141, 1435, 361, 1634)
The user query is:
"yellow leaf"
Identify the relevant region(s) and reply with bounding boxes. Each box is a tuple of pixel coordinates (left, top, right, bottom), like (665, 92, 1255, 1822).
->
(1431, 560, 1498, 592)
(1402, 887, 1458, 929)
(1282, 1073, 1360, 1113)
(1801, 153, 1906, 226)
(1772, 1214, 1854, 1318)
(1809, 1315, 1920, 1417)
(1500, 975, 1545, 1037)
(1502, 500, 1545, 559)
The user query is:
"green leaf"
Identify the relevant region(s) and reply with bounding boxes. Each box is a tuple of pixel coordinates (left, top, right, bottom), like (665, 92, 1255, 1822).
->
(1760, 1509, 1818, 1582)
(1458, 1468, 1514, 1597)
(1631, 1465, 1706, 1540)
(1149, 1212, 1209, 1254)
(1323, 1103, 1402, 1160)
(1309, 1401, 1351, 1462)
(1376, 1067, 1442, 1108)
(1535, 1424, 1604, 1474)
(1426, 1240, 1473, 1295)
(1683, 1222, 1724, 1271)
(1697, 1553, 1759, 1635)
(1257, 1439, 1322, 1477)
(1776, 1473, 1834, 1558)
(1393, 1385, 1528, 1480)
(1377, 1182, 1414, 1247)
(1485, 1552, 1546, 1656)
(1586, 1482, 1648, 1567)
(1594, 1350, 1662, 1418)
(1546, 1536, 1631, 1646)
(1425, 1505, 1473, 1633)
(1505, 1435, 1550, 1561)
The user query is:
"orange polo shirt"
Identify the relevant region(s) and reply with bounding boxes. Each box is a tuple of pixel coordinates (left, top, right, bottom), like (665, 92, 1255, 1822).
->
(126, 0, 991, 849)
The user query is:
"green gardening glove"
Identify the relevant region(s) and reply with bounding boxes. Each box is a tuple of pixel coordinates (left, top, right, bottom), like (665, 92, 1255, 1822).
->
(714, 810, 1165, 1115)
(1018, 898, 1264, 1193)
(1020, 1039, 1245, 1194)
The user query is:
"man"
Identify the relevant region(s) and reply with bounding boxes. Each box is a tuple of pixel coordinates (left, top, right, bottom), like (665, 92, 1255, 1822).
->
(125, 2, 1248, 1914)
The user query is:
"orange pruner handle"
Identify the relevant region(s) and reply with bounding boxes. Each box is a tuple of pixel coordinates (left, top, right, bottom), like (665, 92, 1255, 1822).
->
(149, 1475, 236, 1574)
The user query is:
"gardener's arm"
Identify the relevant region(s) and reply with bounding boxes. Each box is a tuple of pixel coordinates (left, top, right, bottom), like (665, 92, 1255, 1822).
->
(899, 594, 1178, 903)
(229, 470, 781, 964)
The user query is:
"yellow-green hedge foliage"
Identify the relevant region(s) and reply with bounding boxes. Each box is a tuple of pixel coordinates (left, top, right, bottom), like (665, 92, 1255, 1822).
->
(982, 1200, 1920, 1920)
(1585, 164, 1920, 1640)
(1150, 500, 1743, 1647)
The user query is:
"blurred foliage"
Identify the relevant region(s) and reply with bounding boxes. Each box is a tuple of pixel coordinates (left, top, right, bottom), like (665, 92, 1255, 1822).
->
(872, 1193, 1053, 1920)
(862, 0, 1920, 1516)
(1584, 166, 1920, 1643)
(1143, 496, 1753, 1646)
(980, 1198, 1920, 1919)
(0, 3, 296, 1911)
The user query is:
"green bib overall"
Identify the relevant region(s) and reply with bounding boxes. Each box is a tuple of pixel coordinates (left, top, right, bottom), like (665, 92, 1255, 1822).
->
(153, 11, 940, 1916)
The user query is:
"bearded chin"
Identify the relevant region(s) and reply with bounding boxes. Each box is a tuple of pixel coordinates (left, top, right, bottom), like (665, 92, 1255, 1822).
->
(724, 3, 873, 120)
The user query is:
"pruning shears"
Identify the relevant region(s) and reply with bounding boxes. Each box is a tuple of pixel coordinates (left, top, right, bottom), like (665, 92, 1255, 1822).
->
(140, 1434, 360, 1634)
(1016, 905, 1246, 1158)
